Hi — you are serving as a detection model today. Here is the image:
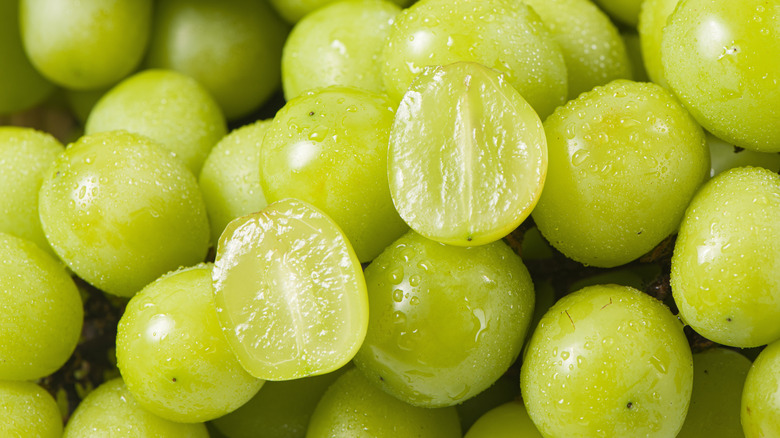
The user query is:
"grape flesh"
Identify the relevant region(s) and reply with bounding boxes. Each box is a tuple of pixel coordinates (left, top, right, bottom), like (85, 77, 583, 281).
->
(741, 339, 780, 438)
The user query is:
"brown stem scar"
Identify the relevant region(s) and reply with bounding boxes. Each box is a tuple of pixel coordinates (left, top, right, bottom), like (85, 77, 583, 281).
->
(565, 310, 575, 328)
(601, 297, 613, 309)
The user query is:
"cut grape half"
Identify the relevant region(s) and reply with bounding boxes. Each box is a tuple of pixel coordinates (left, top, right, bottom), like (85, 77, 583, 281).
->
(212, 198, 368, 380)
(388, 62, 547, 247)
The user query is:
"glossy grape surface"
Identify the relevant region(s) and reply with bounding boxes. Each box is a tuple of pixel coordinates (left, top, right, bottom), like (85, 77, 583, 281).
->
(0, 381, 62, 437)
(741, 340, 780, 438)
(637, 0, 679, 87)
(465, 401, 543, 438)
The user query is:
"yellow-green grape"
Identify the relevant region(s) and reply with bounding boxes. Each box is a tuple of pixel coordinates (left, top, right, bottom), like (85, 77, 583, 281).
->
(741, 340, 780, 438)
(0, 381, 62, 437)
(0, 0, 54, 114)
(671, 167, 780, 348)
(455, 375, 520, 432)
(662, 0, 780, 152)
(260, 86, 407, 262)
(199, 120, 270, 248)
(567, 264, 662, 294)
(532, 80, 709, 268)
(677, 348, 752, 438)
(0, 127, 63, 255)
(353, 231, 535, 408)
(621, 31, 650, 83)
(19, 0, 151, 89)
(38, 131, 210, 297)
(282, 0, 401, 100)
(592, 0, 643, 26)
(306, 368, 462, 438)
(269, 0, 411, 24)
(388, 62, 546, 247)
(65, 87, 108, 125)
(145, 0, 289, 120)
(708, 132, 780, 177)
(521, 284, 693, 438)
(521, 0, 632, 99)
(85, 69, 227, 175)
(637, 0, 680, 87)
(381, 0, 568, 119)
(63, 378, 209, 437)
(0, 233, 82, 381)
(464, 401, 543, 438)
(212, 199, 368, 381)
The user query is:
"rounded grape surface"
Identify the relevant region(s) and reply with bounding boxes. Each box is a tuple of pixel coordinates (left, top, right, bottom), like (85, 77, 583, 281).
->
(464, 401, 543, 438)
(0, 381, 62, 437)
(741, 339, 780, 438)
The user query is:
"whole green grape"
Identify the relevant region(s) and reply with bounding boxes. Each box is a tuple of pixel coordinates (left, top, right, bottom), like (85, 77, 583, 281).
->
(65, 86, 109, 125)
(455, 374, 521, 432)
(637, 0, 680, 87)
(85, 69, 227, 175)
(0, 127, 63, 255)
(662, 0, 780, 152)
(306, 368, 461, 438)
(38, 130, 210, 297)
(0, 381, 62, 437)
(282, 0, 401, 100)
(464, 401, 543, 438)
(353, 231, 535, 408)
(381, 0, 568, 118)
(19, 0, 152, 89)
(708, 132, 780, 176)
(260, 86, 407, 262)
(741, 339, 780, 437)
(145, 0, 289, 119)
(520, 284, 693, 438)
(532, 80, 709, 268)
(671, 166, 780, 348)
(64, 378, 209, 437)
(621, 31, 649, 83)
(592, 0, 643, 26)
(117, 264, 263, 423)
(269, 0, 411, 23)
(0, 233, 83, 381)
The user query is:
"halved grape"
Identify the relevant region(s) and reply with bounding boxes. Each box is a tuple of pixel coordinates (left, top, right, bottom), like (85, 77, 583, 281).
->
(0, 381, 62, 437)
(212, 199, 368, 380)
(388, 62, 546, 247)
(741, 340, 780, 437)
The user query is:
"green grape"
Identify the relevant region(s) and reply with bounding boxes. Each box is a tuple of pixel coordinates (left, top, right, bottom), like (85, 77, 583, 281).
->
(455, 375, 520, 432)
(353, 231, 535, 408)
(388, 62, 546, 247)
(621, 31, 650, 83)
(0, 0, 54, 114)
(260, 86, 407, 262)
(211, 367, 347, 438)
(520, 226, 555, 261)
(464, 401, 543, 438)
(677, 348, 752, 438)
(306, 368, 461, 438)
(0, 380, 63, 437)
(38, 130, 210, 297)
(63, 378, 209, 437)
(199, 120, 270, 247)
(117, 264, 263, 423)
(637, 0, 680, 87)
(65, 86, 109, 125)
(567, 264, 662, 295)
(145, 0, 289, 120)
(381, 0, 568, 119)
(520, 284, 693, 438)
(85, 69, 228, 175)
(741, 340, 780, 438)
(269, 0, 411, 24)
(282, 0, 401, 100)
(521, 0, 632, 99)
(592, 0, 643, 26)
(0, 127, 63, 254)
(671, 166, 780, 347)
(662, 0, 780, 152)
(532, 80, 709, 268)
(0, 233, 83, 381)
(708, 132, 780, 176)
(19, 0, 152, 89)
(212, 199, 368, 381)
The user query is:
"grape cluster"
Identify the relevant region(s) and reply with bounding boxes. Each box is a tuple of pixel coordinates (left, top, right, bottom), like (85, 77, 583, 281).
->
(1, 0, 778, 437)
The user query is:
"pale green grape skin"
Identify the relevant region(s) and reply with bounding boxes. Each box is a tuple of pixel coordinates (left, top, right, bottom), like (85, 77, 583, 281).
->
(621, 31, 650, 83)
(86, 69, 228, 175)
(0, 381, 63, 437)
(145, 0, 289, 120)
(0, 127, 63, 255)
(381, 0, 568, 119)
(671, 167, 780, 348)
(38, 130, 210, 297)
(0, 233, 83, 381)
(260, 86, 407, 262)
(455, 374, 520, 432)
(662, 0, 780, 152)
(306, 368, 461, 438)
(637, 0, 680, 87)
(521, 284, 693, 438)
(741, 340, 780, 438)
(353, 231, 535, 408)
(532, 80, 709, 268)
(521, 0, 632, 100)
(464, 401, 543, 438)
(592, 0, 643, 26)
(708, 133, 780, 176)
(0, 0, 54, 114)
(199, 120, 270, 248)
(388, 62, 546, 247)
(269, 0, 411, 24)
(19, 0, 152, 90)
(282, 0, 401, 100)
(677, 348, 751, 438)
(63, 378, 209, 437)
